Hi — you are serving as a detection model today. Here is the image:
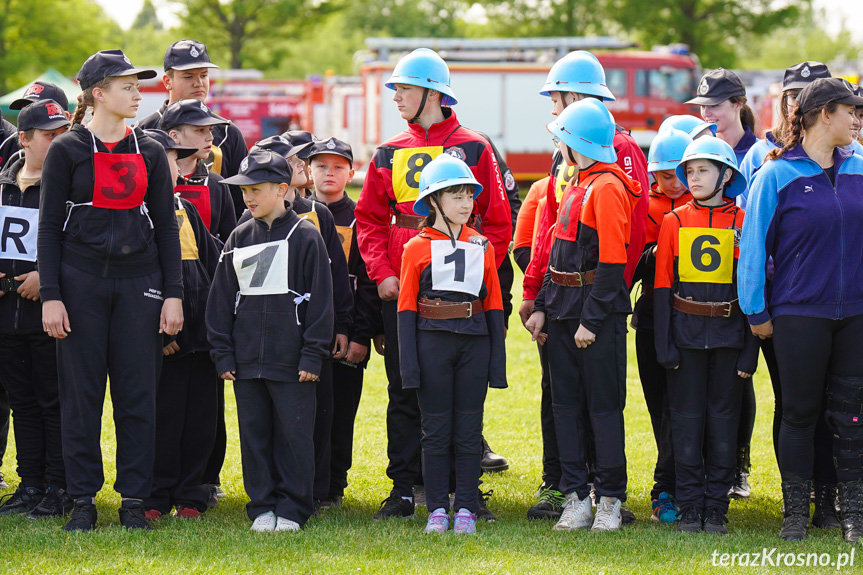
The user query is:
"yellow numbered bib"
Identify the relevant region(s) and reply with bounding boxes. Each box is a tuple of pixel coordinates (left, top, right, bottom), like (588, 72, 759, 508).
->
(679, 228, 734, 284)
(300, 210, 320, 232)
(392, 146, 443, 203)
(555, 162, 578, 203)
(176, 209, 199, 261)
(336, 224, 353, 262)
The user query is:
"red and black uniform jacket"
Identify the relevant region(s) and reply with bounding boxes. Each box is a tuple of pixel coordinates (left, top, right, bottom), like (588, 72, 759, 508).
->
(176, 159, 237, 243)
(654, 200, 759, 373)
(355, 108, 512, 287)
(397, 226, 506, 390)
(534, 161, 640, 333)
(631, 184, 692, 331)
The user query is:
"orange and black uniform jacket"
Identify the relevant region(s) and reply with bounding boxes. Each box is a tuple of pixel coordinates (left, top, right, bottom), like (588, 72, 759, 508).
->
(534, 161, 641, 333)
(654, 200, 759, 372)
(631, 184, 692, 331)
(397, 225, 507, 390)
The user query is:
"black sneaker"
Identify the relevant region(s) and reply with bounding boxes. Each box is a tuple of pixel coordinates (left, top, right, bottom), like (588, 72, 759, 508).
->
(372, 490, 414, 519)
(118, 499, 152, 530)
(527, 485, 565, 520)
(477, 487, 497, 522)
(28, 486, 74, 519)
(703, 506, 729, 535)
(481, 438, 509, 473)
(62, 498, 97, 532)
(0, 485, 44, 515)
(677, 506, 703, 533)
(205, 484, 221, 509)
(620, 505, 636, 525)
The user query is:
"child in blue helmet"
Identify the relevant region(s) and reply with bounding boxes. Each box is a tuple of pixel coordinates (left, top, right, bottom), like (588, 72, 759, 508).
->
(397, 154, 506, 535)
(653, 136, 759, 534)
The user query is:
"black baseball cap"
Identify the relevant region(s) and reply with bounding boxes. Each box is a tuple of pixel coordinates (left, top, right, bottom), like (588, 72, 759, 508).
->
(796, 77, 863, 115)
(308, 137, 353, 164)
(687, 68, 746, 106)
(159, 99, 229, 131)
(144, 129, 198, 160)
(9, 81, 70, 111)
(164, 40, 219, 72)
(77, 50, 157, 91)
(280, 130, 319, 159)
(17, 100, 71, 132)
(782, 61, 831, 92)
(221, 150, 293, 186)
(251, 135, 312, 160)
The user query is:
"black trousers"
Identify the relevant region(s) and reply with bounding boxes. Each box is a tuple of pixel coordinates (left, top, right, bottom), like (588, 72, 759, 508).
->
(772, 314, 863, 483)
(329, 360, 364, 499)
(313, 359, 334, 501)
(547, 315, 628, 500)
(635, 329, 676, 499)
(537, 341, 562, 488)
(57, 264, 163, 499)
(498, 255, 514, 328)
(201, 381, 226, 486)
(381, 299, 422, 497)
(0, 333, 64, 489)
(667, 348, 743, 513)
(146, 352, 219, 513)
(0, 382, 8, 472)
(235, 379, 316, 525)
(417, 331, 489, 513)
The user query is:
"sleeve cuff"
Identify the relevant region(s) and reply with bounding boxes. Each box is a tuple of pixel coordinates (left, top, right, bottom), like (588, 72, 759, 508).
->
(299, 353, 323, 377)
(39, 287, 62, 302)
(165, 285, 185, 300)
(747, 310, 772, 325)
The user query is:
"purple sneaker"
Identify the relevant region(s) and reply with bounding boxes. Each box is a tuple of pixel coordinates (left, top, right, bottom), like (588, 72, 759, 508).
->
(424, 508, 449, 533)
(453, 508, 477, 534)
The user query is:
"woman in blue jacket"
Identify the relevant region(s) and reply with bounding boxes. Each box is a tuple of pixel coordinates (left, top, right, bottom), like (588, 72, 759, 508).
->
(739, 77, 863, 544)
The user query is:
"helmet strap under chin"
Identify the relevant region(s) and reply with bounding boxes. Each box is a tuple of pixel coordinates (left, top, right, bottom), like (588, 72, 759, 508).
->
(431, 193, 458, 248)
(409, 88, 431, 124)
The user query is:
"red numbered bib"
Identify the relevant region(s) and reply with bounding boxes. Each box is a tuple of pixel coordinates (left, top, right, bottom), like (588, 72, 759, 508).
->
(90, 129, 148, 210)
(176, 182, 211, 231)
(553, 184, 588, 242)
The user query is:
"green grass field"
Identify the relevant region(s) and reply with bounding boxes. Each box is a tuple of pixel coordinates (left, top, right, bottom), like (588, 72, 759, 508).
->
(0, 269, 858, 574)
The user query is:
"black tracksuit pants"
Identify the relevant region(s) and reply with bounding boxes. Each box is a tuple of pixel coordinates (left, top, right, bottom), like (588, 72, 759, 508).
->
(772, 314, 863, 484)
(381, 299, 422, 497)
(235, 378, 316, 525)
(667, 347, 743, 514)
(537, 341, 562, 488)
(0, 334, 64, 489)
(416, 330, 489, 514)
(547, 315, 628, 501)
(202, 381, 226, 486)
(329, 360, 364, 499)
(313, 359, 334, 501)
(0, 383, 8, 474)
(635, 329, 676, 499)
(146, 352, 219, 513)
(57, 264, 163, 499)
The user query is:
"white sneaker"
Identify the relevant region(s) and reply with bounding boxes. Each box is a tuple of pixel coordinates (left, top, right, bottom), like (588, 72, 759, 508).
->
(553, 492, 593, 531)
(275, 517, 301, 532)
(250, 511, 277, 532)
(592, 496, 622, 531)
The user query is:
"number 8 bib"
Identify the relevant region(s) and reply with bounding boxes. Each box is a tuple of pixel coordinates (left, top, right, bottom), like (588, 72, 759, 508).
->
(679, 228, 734, 284)
(430, 240, 484, 297)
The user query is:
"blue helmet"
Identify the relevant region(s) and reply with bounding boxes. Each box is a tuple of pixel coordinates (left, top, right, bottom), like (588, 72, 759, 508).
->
(385, 48, 457, 106)
(659, 115, 717, 139)
(539, 51, 615, 101)
(675, 137, 746, 198)
(647, 128, 693, 173)
(547, 98, 617, 164)
(414, 154, 482, 216)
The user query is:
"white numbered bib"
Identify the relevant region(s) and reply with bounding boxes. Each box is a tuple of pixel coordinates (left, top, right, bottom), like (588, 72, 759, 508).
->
(233, 239, 291, 296)
(430, 240, 484, 297)
(0, 205, 39, 262)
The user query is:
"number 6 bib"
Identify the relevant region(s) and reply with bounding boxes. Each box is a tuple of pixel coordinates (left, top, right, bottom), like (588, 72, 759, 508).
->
(430, 240, 484, 297)
(679, 228, 734, 284)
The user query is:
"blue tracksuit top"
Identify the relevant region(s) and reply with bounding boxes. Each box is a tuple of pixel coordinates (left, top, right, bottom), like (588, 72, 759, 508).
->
(738, 143, 863, 325)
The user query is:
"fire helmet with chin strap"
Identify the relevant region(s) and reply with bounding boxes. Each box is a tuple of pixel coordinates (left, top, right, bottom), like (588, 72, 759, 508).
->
(385, 48, 458, 106)
(414, 153, 482, 217)
(539, 50, 615, 101)
(547, 98, 617, 164)
(648, 128, 693, 173)
(675, 136, 746, 199)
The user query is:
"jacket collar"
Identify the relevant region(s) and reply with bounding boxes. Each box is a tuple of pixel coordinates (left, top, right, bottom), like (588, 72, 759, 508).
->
(690, 197, 737, 212)
(0, 157, 25, 186)
(405, 108, 460, 141)
(780, 141, 853, 172)
(734, 126, 758, 155)
(419, 224, 470, 242)
(253, 200, 298, 229)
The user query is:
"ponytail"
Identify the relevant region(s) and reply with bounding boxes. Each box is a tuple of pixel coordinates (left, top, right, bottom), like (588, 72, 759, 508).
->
(69, 77, 113, 126)
(766, 101, 839, 161)
(729, 95, 756, 133)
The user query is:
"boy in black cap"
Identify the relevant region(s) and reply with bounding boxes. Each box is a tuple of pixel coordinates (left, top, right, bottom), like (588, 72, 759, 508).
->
(0, 100, 71, 518)
(136, 40, 249, 218)
(308, 137, 383, 505)
(247, 136, 352, 509)
(207, 149, 334, 532)
(140, 129, 222, 521)
(281, 130, 317, 193)
(160, 99, 238, 243)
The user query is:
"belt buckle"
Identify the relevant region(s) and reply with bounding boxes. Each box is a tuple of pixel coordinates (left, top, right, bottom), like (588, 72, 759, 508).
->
(721, 303, 733, 318)
(390, 214, 397, 226)
(575, 272, 584, 287)
(465, 302, 473, 319)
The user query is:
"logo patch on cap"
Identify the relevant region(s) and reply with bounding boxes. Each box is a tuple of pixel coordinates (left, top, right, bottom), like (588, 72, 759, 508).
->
(326, 139, 336, 150)
(801, 66, 811, 78)
(123, 55, 131, 65)
(240, 157, 249, 172)
(190, 46, 200, 58)
(200, 102, 208, 112)
(698, 79, 710, 96)
(25, 84, 44, 97)
(45, 103, 64, 117)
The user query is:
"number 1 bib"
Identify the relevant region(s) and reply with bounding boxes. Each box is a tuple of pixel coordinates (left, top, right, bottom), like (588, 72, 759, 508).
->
(679, 228, 734, 284)
(430, 239, 484, 297)
(90, 129, 148, 209)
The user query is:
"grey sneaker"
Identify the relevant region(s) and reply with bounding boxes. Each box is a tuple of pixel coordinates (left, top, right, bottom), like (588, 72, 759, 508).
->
(553, 492, 593, 531)
(592, 496, 622, 531)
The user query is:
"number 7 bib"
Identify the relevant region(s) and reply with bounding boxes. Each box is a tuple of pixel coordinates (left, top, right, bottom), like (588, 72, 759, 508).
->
(679, 228, 734, 284)
(430, 240, 484, 297)
(233, 240, 290, 295)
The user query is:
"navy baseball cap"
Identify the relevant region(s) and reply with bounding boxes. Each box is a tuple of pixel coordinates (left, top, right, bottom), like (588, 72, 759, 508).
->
(797, 77, 863, 115)
(17, 100, 70, 132)
(280, 130, 319, 159)
(164, 40, 219, 71)
(9, 81, 70, 111)
(251, 135, 312, 160)
(144, 129, 198, 160)
(221, 150, 293, 186)
(782, 61, 831, 92)
(77, 50, 157, 91)
(159, 99, 229, 131)
(687, 68, 746, 106)
(308, 137, 353, 164)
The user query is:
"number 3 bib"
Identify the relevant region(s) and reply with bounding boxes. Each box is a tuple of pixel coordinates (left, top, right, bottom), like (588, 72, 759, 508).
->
(430, 239, 484, 297)
(90, 130, 148, 209)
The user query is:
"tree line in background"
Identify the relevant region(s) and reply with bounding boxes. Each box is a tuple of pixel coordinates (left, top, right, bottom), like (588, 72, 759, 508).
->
(0, 0, 859, 94)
